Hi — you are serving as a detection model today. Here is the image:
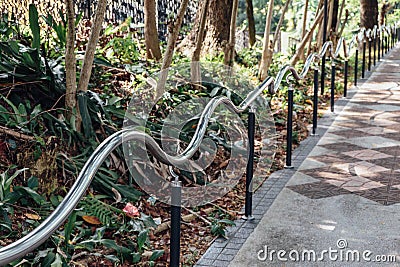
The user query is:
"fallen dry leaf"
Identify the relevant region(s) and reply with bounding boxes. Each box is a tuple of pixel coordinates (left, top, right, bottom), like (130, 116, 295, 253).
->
(82, 215, 102, 225)
(25, 213, 41, 220)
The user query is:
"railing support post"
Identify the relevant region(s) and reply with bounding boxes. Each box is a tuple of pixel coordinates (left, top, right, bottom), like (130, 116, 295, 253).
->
(330, 62, 336, 112)
(312, 68, 319, 136)
(243, 107, 255, 220)
(378, 35, 381, 61)
(362, 41, 366, 78)
(285, 86, 294, 169)
(344, 60, 348, 97)
(170, 181, 182, 267)
(386, 35, 389, 53)
(368, 38, 372, 71)
(373, 36, 376, 66)
(321, 58, 326, 95)
(381, 31, 385, 56)
(354, 48, 359, 86)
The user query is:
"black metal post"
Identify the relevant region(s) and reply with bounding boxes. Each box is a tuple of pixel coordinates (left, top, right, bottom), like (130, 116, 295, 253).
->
(386, 36, 389, 53)
(378, 35, 381, 61)
(381, 31, 385, 56)
(373, 36, 376, 66)
(285, 87, 294, 169)
(368, 39, 372, 71)
(330, 63, 336, 112)
(170, 181, 182, 267)
(362, 41, 366, 78)
(244, 108, 255, 220)
(391, 29, 393, 49)
(392, 29, 395, 48)
(321, 0, 328, 95)
(390, 30, 393, 49)
(312, 68, 319, 135)
(354, 48, 359, 86)
(344, 60, 348, 97)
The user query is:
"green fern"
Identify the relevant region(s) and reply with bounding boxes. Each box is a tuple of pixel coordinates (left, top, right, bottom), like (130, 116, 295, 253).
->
(81, 196, 121, 226)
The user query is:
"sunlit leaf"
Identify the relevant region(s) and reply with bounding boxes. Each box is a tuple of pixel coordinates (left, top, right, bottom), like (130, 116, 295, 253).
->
(82, 215, 102, 225)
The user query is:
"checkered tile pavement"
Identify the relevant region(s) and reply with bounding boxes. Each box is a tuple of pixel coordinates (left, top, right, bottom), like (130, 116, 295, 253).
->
(288, 82, 400, 205)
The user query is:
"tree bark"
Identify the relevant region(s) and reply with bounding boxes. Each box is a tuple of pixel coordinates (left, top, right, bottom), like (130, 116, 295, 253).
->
(224, 0, 239, 66)
(331, 0, 339, 32)
(160, 0, 189, 70)
(379, 3, 392, 26)
(246, 0, 256, 47)
(291, 9, 324, 66)
(335, 0, 345, 33)
(299, 0, 309, 61)
(258, 0, 274, 81)
(66, 0, 76, 109)
(144, 0, 162, 60)
(157, 0, 189, 97)
(77, 0, 108, 93)
(301, 0, 309, 39)
(179, 0, 233, 56)
(192, 0, 209, 62)
(360, 0, 378, 29)
(65, 0, 80, 131)
(191, 0, 209, 83)
(272, 0, 292, 49)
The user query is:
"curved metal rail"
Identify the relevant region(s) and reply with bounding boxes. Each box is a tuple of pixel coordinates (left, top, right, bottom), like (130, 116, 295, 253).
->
(0, 77, 274, 265)
(0, 22, 398, 265)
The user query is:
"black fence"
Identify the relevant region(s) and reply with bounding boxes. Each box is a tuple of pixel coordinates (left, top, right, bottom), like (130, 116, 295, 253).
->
(0, 0, 198, 40)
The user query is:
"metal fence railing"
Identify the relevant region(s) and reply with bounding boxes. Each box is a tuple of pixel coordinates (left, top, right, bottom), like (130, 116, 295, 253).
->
(0, 22, 399, 266)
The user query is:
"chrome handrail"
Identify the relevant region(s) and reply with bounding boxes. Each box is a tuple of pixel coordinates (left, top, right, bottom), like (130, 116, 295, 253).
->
(0, 22, 397, 265)
(0, 81, 274, 265)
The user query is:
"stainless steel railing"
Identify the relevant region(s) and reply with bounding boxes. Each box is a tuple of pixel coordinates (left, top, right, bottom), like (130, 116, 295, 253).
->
(0, 23, 398, 266)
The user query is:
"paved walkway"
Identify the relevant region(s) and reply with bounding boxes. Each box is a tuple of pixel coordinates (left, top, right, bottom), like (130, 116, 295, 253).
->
(196, 43, 400, 266)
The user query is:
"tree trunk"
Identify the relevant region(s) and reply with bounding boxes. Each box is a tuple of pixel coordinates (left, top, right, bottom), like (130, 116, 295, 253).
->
(224, 0, 239, 66)
(299, 0, 309, 61)
(77, 0, 108, 93)
(180, 0, 233, 56)
(258, 0, 274, 81)
(65, 0, 76, 112)
(360, 0, 378, 29)
(335, 0, 345, 33)
(272, 0, 292, 49)
(157, 0, 190, 97)
(328, 0, 339, 46)
(144, 0, 162, 60)
(315, 0, 327, 51)
(191, 0, 209, 83)
(192, 0, 209, 62)
(301, 0, 309, 39)
(160, 0, 190, 70)
(291, 8, 324, 65)
(65, 0, 80, 131)
(246, 0, 256, 47)
(380, 3, 392, 26)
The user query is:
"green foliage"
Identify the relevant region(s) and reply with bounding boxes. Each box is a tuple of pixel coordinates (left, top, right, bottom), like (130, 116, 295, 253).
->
(81, 195, 121, 226)
(209, 218, 235, 237)
(43, 11, 83, 51)
(0, 166, 28, 202)
(29, 4, 40, 51)
(100, 18, 141, 65)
